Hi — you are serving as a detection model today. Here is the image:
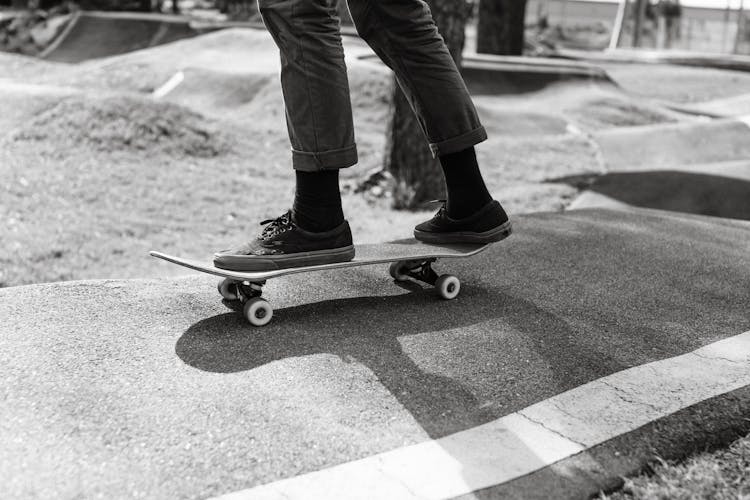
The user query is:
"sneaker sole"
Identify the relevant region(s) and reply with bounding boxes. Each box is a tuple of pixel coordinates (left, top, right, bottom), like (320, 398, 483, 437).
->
(214, 245, 355, 272)
(413, 220, 513, 245)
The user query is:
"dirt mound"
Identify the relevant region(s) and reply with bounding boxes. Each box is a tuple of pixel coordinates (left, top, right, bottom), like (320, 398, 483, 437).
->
(475, 106, 569, 136)
(471, 78, 686, 135)
(675, 93, 750, 118)
(161, 68, 273, 115)
(158, 57, 393, 121)
(0, 80, 78, 136)
(565, 96, 678, 129)
(10, 94, 229, 158)
(602, 62, 750, 104)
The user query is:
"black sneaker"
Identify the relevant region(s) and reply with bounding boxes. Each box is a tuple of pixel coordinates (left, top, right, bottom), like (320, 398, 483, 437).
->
(414, 200, 512, 244)
(214, 211, 355, 272)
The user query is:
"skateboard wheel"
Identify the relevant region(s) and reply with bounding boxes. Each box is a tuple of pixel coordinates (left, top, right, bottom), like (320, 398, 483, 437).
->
(243, 297, 273, 327)
(436, 274, 460, 300)
(218, 278, 239, 301)
(389, 261, 410, 282)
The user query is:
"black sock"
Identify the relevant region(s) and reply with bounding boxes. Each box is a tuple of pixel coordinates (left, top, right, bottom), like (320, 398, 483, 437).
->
(292, 169, 344, 232)
(439, 147, 492, 219)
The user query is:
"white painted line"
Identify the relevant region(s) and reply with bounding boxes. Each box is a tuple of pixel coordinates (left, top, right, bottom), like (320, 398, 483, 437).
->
(152, 71, 185, 99)
(211, 331, 750, 500)
(738, 115, 750, 129)
(565, 122, 583, 136)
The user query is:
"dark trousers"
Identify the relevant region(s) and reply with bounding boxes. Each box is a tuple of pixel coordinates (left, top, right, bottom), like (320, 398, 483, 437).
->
(259, 0, 487, 171)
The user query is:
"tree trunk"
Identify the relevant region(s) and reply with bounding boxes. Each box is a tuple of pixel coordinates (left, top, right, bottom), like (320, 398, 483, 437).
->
(385, 0, 471, 209)
(476, 0, 528, 55)
(633, 0, 647, 47)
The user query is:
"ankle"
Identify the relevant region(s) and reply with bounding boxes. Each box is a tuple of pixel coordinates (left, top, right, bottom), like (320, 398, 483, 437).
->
(292, 169, 344, 232)
(438, 147, 492, 218)
(446, 191, 492, 219)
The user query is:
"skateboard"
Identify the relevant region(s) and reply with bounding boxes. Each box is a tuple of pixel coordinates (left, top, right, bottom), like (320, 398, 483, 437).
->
(150, 239, 490, 326)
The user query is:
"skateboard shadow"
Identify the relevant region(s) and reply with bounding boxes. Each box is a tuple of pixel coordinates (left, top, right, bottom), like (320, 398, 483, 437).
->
(176, 286, 631, 439)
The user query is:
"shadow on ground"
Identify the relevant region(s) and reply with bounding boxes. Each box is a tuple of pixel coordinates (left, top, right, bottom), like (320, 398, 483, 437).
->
(174, 270, 695, 497)
(556, 171, 750, 220)
(177, 284, 636, 439)
(4, 209, 750, 499)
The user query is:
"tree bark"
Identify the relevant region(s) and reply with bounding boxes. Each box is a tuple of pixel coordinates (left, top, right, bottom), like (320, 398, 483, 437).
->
(385, 0, 471, 209)
(476, 0, 528, 56)
(632, 0, 649, 48)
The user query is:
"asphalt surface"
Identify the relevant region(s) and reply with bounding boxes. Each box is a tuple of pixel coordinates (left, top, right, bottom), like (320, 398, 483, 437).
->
(2, 208, 749, 499)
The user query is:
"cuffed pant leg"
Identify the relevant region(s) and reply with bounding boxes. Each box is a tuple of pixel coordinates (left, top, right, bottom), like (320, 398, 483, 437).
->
(259, 0, 358, 170)
(346, 0, 487, 157)
(291, 144, 359, 172)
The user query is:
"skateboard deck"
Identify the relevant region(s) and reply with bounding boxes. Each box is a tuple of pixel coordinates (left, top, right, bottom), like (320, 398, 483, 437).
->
(150, 238, 490, 326)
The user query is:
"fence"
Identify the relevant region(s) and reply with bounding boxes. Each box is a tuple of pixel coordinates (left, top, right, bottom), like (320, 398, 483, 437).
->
(525, 0, 750, 55)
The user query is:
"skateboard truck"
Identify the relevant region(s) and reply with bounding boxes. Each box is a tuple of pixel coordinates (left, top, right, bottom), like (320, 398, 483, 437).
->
(217, 279, 273, 327)
(388, 258, 461, 301)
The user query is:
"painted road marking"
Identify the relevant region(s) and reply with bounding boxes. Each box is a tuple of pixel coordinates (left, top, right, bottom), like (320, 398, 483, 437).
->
(739, 115, 750, 129)
(211, 331, 750, 500)
(152, 71, 185, 99)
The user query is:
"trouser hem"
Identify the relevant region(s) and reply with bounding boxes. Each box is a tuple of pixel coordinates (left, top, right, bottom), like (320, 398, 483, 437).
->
(430, 126, 488, 157)
(291, 144, 358, 171)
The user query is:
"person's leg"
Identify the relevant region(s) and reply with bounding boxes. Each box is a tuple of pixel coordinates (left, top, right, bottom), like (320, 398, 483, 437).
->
(259, 0, 352, 232)
(214, 0, 355, 271)
(347, 0, 511, 243)
(439, 147, 491, 219)
(260, 0, 357, 172)
(347, 0, 485, 157)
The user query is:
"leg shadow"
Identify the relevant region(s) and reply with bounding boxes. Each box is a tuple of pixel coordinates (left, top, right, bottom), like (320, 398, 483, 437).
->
(177, 286, 633, 438)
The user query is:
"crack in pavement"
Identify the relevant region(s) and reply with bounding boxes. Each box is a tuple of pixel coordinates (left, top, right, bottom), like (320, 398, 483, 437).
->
(692, 351, 749, 365)
(547, 398, 585, 423)
(375, 458, 422, 498)
(517, 411, 587, 448)
(599, 380, 663, 413)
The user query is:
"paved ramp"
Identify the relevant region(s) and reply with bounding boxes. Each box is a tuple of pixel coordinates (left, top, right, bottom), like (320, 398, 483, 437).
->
(564, 119, 750, 218)
(41, 11, 211, 63)
(565, 166, 750, 220)
(672, 94, 750, 118)
(2, 208, 749, 500)
(593, 119, 750, 171)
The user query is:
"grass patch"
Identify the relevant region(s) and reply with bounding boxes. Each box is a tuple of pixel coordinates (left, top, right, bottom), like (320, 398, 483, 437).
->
(602, 432, 750, 500)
